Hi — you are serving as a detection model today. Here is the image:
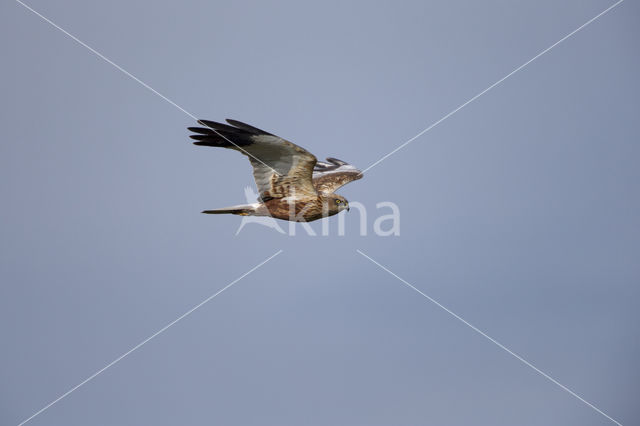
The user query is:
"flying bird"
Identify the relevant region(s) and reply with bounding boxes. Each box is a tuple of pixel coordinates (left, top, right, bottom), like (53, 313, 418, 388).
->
(188, 119, 363, 222)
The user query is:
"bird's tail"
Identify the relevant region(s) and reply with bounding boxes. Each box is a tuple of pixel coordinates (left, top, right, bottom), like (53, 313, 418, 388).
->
(201, 204, 257, 216)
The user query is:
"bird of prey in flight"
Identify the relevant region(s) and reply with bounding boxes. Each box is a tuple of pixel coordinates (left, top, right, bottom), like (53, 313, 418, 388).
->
(188, 119, 363, 222)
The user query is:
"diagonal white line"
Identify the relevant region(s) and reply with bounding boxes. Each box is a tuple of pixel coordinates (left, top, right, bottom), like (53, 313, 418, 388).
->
(360, 0, 624, 175)
(17, 250, 283, 426)
(356, 249, 622, 426)
(15, 0, 280, 176)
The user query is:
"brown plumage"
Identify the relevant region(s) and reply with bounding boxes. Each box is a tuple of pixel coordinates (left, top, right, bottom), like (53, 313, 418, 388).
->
(189, 119, 362, 222)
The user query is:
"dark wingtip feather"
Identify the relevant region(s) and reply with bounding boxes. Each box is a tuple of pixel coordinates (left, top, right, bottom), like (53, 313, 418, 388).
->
(189, 119, 262, 148)
(327, 157, 348, 165)
(188, 126, 213, 134)
(225, 119, 273, 136)
(198, 119, 241, 133)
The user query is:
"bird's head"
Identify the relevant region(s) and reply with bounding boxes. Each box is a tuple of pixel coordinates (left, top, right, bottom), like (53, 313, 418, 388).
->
(324, 194, 350, 216)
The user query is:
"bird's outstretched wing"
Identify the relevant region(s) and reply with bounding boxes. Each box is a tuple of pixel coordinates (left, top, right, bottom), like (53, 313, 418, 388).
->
(312, 158, 362, 194)
(189, 119, 318, 200)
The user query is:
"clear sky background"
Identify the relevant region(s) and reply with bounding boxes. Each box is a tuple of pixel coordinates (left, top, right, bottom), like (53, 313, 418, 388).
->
(1, 0, 638, 425)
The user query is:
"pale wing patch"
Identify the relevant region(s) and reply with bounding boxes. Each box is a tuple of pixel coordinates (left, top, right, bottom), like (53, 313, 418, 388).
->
(312, 160, 362, 194)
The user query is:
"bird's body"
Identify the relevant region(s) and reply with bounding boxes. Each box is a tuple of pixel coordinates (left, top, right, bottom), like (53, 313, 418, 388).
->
(189, 119, 362, 222)
(262, 193, 342, 222)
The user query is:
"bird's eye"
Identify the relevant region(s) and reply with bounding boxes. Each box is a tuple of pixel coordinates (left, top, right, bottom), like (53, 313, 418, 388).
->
(335, 199, 341, 204)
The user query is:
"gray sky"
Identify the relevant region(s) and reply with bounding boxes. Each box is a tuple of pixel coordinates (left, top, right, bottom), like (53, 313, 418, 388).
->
(1, 0, 638, 425)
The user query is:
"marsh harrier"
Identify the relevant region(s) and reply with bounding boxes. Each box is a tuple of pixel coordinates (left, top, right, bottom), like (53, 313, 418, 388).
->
(189, 119, 362, 222)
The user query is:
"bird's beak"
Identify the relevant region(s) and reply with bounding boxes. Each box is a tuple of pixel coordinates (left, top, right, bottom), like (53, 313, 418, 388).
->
(347, 206, 350, 212)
